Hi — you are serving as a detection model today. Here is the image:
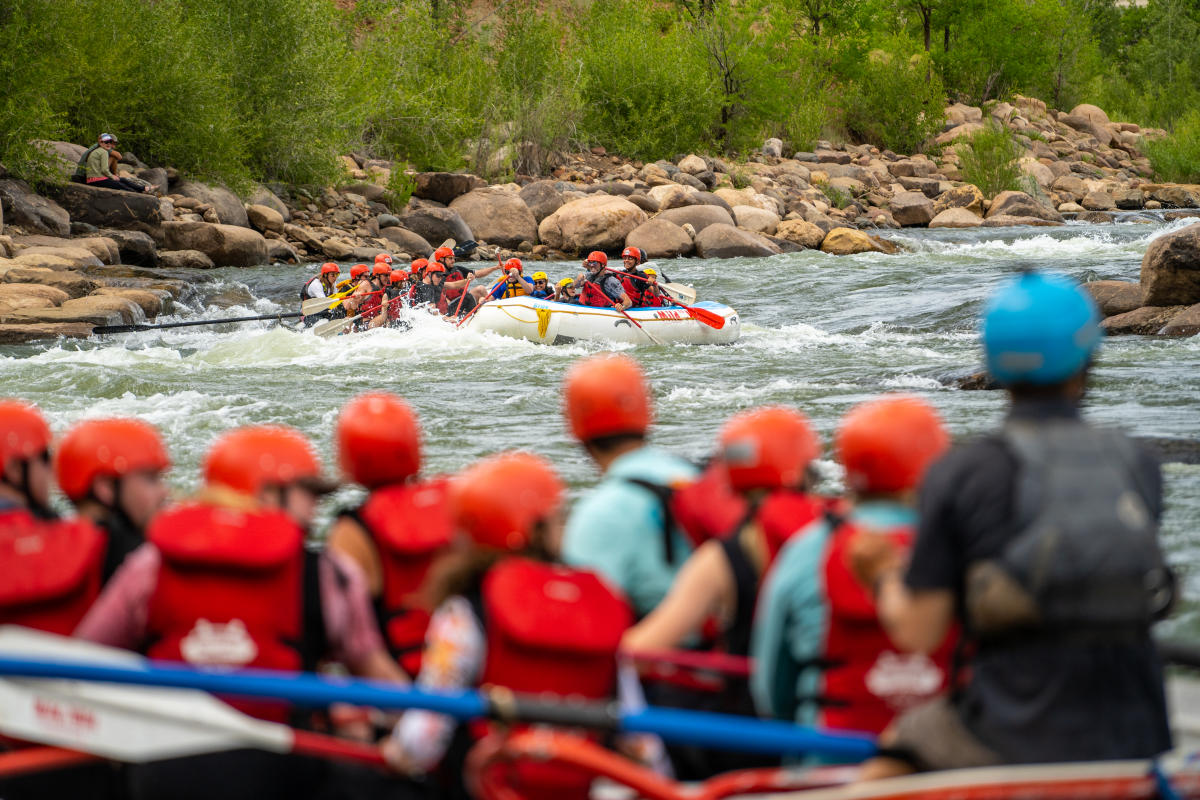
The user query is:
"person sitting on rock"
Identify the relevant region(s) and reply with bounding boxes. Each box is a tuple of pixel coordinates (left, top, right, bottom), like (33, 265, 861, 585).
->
(553, 277, 580, 304)
(577, 252, 632, 310)
(529, 271, 553, 298)
(80, 133, 152, 194)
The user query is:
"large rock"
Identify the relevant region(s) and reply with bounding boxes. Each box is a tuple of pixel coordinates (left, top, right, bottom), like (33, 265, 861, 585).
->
(1084, 280, 1143, 317)
(890, 191, 935, 227)
(678, 154, 708, 175)
(656, 205, 735, 234)
(378, 227, 433, 257)
(928, 208, 983, 228)
(245, 204, 285, 234)
(1060, 113, 1112, 147)
(936, 122, 984, 145)
(1101, 305, 1186, 335)
(10, 234, 117, 264)
(517, 181, 565, 223)
(137, 168, 170, 195)
(731, 205, 780, 235)
(982, 215, 1065, 227)
(691, 192, 735, 214)
(0, 180, 70, 236)
(93, 287, 166, 317)
(41, 182, 161, 232)
(693, 224, 779, 259)
(98, 229, 158, 267)
(14, 247, 103, 270)
(174, 181, 248, 227)
(1051, 175, 1087, 200)
(1081, 190, 1116, 211)
(59, 295, 143, 324)
(249, 185, 290, 222)
(1147, 185, 1200, 208)
(626, 219, 694, 259)
(0, 322, 93, 344)
(774, 219, 826, 249)
(0, 294, 56, 315)
(648, 184, 698, 211)
(0, 283, 69, 307)
(157, 249, 215, 270)
(397, 205, 473, 247)
(984, 190, 1063, 222)
(0, 267, 97, 297)
(933, 184, 985, 215)
(32, 140, 86, 180)
(820, 228, 889, 255)
(161, 221, 267, 268)
(449, 188, 538, 249)
(1070, 103, 1111, 127)
(413, 172, 486, 206)
(1161, 302, 1200, 336)
(537, 195, 647, 252)
(1140, 222, 1200, 306)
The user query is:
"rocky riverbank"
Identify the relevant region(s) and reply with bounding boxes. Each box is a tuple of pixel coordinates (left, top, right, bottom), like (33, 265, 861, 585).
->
(2, 95, 1200, 342)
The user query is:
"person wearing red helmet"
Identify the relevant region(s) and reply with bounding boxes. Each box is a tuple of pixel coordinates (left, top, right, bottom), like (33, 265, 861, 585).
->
(484, 257, 534, 301)
(0, 401, 108, 636)
(560, 354, 697, 617)
(369, 269, 413, 330)
(301, 262, 340, 303)
(618, 246, 649, 306)
(432, 245, 502, 317)
(77, 424, 406, 800)
(327, 393, 454, 678)
(575, 251, 632, 310)
(751, 395, 954, 742)
(345, 262, 391, 328)
(384, 451, 658, 796)
(54, 417, 171, 582)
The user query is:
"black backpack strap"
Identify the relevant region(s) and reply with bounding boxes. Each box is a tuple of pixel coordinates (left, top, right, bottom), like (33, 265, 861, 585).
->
(622, 477, 678, 565)
(297, 549, 331, 674)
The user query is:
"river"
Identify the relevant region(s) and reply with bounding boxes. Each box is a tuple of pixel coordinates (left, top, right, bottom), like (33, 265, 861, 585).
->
(2, 215, 1198, 634)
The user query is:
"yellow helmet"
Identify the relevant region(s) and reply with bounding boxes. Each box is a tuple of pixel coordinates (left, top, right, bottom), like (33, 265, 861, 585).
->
(644, 268, 657, 276)
(557, 277, 574, 289)
(532, 271, 549, 281)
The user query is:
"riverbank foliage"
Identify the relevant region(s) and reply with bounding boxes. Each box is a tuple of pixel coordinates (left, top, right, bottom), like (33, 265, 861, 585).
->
(958, 124, 1024, 198)
(1, 0, 1198, 188)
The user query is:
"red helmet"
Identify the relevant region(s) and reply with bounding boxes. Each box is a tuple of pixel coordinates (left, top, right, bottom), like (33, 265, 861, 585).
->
(621, 246, 639, 261)
(372, 262, 392, 276)
(426, 262, 446, 274)
(586, 251, 608, 266)
(0, 400, 51, 466)
(204, 426, 330, 496)
(390, 270, 410, 284)
(836, 395, 949, 493)
(336, 392, 421, 489)
(350, 264, 369, 279)
(563, 354, 652, 442)
(448, 451, 565, 551)
(433, 246, 454, 262)
(375, 253, 393, 265)
(320, 262, 339, 276)
(410, 258, 429, 272)
(55, 418, 170, 502)
(503, 258, 523, 273)
(718, 406, 819, 492)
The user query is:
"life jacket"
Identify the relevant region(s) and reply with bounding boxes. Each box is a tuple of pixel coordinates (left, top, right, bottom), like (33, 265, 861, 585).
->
(349, 480, 454, 677)
(820, 514, 955, 734)
(491, 279, 527, 300)
(0, 507, 106, 635)
(619, 271, 645, 306)
(579, 278, 614, 308)
(475, 558, 632, 800)
(530, 289, 552, 299)
(639, 291, 665, 308)
(443, 267, 466, 302)
(299, 274, 325, 303)
(358, 287, 383, 320)
(144, 503, 320, 722)
(965, 420, 1173, 640)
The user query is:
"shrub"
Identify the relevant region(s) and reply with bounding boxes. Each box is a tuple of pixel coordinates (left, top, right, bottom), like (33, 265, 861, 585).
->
(843, 51, 945, 154)
(815, 180, 851, 209)
(1145, 109, 1200, 183)
(958, 123, 1023, 198)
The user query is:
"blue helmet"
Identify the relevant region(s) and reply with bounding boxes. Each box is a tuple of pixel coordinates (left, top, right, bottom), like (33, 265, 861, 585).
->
(982, 271, 1101, 386)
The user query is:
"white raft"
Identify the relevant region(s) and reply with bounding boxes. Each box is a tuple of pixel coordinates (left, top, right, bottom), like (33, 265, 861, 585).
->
(463, 296, 740, 345)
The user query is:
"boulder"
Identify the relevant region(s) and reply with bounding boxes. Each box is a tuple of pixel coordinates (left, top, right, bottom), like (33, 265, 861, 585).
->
(1084, 280, 1143, 317)
(137, 168, 170, 195)
(626, 219, 694, 259)
(0, 323, 93, 344)
(985, 190, 1063, 222)
(246, 204, 285, 234)
(933, 184, 985, 215)
(1112, 188, 1145, 210)
(774, 219, 826, 249)
(266, 239, 300, 263)
(936, 122, 984, 146)
(1058, 202, 1085, 213)
(648, 184, 698, 211)
(161, 221, 268, 268)
(397, 205, 473, 247)
(1160, 302, 1200, 336)
(518, 181, 565, 223)
(59, 295, 143, 324)
(93, 287, 166, 317)
(10, 234, 117, 264)
(321, 238, 356, 260)
(41, 182, 161, 233)
(1140, 222, 1200, 306)
(32, 140, 86, 180)
(0, 283, 69, 306)
(157, 249, 215, 270)
(678, 154, 708, 175)
(691, 192, 735, 214)
(1060, 114, 1113, 147)
(98, 229, 159, 267)
(897, 176, 942, 198)
(1147, 185, 1200, 208)
(945, 103, 983, 127)
(693, 224, 779, 259)
(449, 189, 538, 249)
(1070, 103, 1111, 126)
(656, 205, 736, 234)
(1051, 175, 1087, 200)
(537, 196, 647, 252)
(1101, 305, 1186, 335)
(762, 138, 784, 159)
(0, 267, 97, 297)
(378, 227, 433, 257)
(414, 172, 486, 206)
(14, 247, 103, 270)
(820, 227, 889, 255)
(250, 185, 290, 222)
(928, 208, 983, 228)
(1077, 211, 1116, 224)
(0, 295, 56, 315)
(1081, 190, 1116, 211)
(627, 193, 659, 214)
(982, 215, 1065, 227)
(731, 205, 780, 235)
(890, 191, 935, 227)
(0, 179, 71, 236)
(175, 181, 248, 227)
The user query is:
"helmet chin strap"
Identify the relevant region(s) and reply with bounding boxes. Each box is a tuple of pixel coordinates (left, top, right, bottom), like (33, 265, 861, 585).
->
(7, 459, 55, 520)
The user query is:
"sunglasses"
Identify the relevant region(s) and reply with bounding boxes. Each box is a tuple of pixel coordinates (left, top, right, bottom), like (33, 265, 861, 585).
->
(534, 280, 547, 285)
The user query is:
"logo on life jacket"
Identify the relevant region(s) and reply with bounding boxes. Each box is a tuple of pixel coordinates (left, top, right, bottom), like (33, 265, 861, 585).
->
(180, 618, 259, 667)
(864, 651, 944, 710)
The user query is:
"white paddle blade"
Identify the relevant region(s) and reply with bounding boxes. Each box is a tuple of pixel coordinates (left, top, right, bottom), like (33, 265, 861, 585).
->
(313, 314, 360, 338)
(301, 296, 340, 315)
(661, 283, 697, 305)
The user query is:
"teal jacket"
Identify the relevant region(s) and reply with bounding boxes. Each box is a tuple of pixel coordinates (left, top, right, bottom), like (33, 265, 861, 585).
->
(562, 446, 699, 617)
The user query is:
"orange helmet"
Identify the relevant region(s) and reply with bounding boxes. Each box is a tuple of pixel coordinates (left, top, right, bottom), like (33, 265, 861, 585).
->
(433, 246, 454, 262)
(503, 258, 523, 273)
(390, 270, 409, 284)
(0, 400, 51, 466)
(621, 246, 639, 260)
(586, 251, 608, 266)
(350, 264, 369, 279)
(563, 354, 652, 442)
(426, 262, 446, 274)
(372, 262, 392, 276)
(448, 451, 564, 551)
(375, 253, 393, 265)
(411, 258, 429, 272)
(836, 395, 949, 493)
(718, 406, 819, 492)
(320, 262, 339, 276)
(336, 392, 421, 489)
(55, 418, 170, 502)
(204, 425, 330, 496)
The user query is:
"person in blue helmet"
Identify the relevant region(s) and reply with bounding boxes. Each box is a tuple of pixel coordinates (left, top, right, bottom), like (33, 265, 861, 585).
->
(849, 270, 1175, 777)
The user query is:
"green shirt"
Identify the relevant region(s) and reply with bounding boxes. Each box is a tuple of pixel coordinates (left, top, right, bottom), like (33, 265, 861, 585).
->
(85, 146, 115, 180)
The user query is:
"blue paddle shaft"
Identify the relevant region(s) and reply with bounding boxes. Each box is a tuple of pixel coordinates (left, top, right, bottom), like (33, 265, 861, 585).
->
(0, 656, 875, 760)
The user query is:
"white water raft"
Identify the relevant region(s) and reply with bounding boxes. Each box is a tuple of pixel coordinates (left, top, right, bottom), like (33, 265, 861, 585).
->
(463, 296, 740, 345)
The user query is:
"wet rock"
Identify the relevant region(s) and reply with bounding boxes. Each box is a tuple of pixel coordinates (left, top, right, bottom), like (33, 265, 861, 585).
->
(175, 181, 248, 227)
(1140, 222, 1200, 306)
(985, 190, 1063, 222)
(1084, 280, 1143, 317)
(933, 184, 985, 215)
(538, 195, 647, 252)
(414, 172, 486, 206)
(97, 229, 158, 267)
(626, 219, 694, 259)
(157, 249, 215, 270)
(982, 215, 1065, 227)
(656, 205, 735, 234)
(1077, 211, 1115, 224)
(92, 287, 165, 317)
(246, 204, 285, 234)
(693, 224, 780, 259)
(929, 208, 983, 228)
(60, 295, 143, 324)
(0, 322, 93, 343)
(1134, 436, 1200, 465)
(378, 226, 433, 257)
(1160, 302, 1200, 336)
(518, 181, 565, 224)
(950, 370, 1000, 391)
(821, 227, 889, 255)
(890, 191, 935, 226)
(774, 219, 826, 249)
(1101, 305, 1186, 335)
(0, 179, 71, 236)
(161, 221, 267, 268)
(731, 205, 780, 235)
(42, 182, 161, 232)
(1112, 188, 1145, 210)
(397, 205, 473, 247)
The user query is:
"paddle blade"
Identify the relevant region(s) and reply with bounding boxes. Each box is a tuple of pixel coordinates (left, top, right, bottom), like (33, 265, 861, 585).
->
(685, 305, 725, 330)
(301, 296, 339, 315)
(312, 314, 357, 338)
(661, 283, 697, 305)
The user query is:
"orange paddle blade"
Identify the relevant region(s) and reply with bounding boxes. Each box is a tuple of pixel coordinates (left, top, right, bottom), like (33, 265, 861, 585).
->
(684, 305, 725, 329)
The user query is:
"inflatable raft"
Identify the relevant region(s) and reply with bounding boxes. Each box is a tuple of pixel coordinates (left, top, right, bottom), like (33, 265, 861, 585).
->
(463, 296, 740, 345)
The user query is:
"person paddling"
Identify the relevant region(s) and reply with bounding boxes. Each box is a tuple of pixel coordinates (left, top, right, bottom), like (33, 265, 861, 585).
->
(300, 263, 341, 326)
(577, 252, 632, 310)
(433, 246, 501, 317)
(484, 258, 535, 301)
(370, 269, 412, 330)
(618, 246, 649, 306)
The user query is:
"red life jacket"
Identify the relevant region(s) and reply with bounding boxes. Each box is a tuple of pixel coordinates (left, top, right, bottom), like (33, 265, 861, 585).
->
(0, 508, 106, 635)
(443, 268, 466, 302)
(144, 503, 309, 722)
(579, 279, 613, 308)
(359, 290, 382, 320)
(619, 272, 643, 306)
(639, 291, 665, 308)
(819, 518, 956, 734)
(354, 480, 454, 677)
(476, 558, 632, 800)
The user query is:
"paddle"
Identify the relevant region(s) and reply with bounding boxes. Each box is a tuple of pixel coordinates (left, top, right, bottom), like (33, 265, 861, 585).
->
(590, 279, 664, 345)
(606, 269, 723, 329)
(661, 282, 698, 306)
(313, 313, 363, 338)
(301, 290, 354, 316)
(93, 312, 302, 335)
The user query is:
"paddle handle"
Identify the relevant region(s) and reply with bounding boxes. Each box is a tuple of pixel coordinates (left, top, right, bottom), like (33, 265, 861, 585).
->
(94, 312, 303, 335)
